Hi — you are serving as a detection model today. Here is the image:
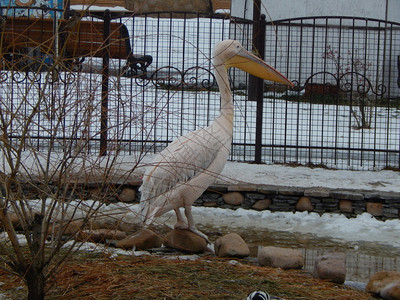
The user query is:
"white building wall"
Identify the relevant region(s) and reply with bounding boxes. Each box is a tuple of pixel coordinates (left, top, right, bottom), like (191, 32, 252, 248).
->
(231, 0, 400, 23)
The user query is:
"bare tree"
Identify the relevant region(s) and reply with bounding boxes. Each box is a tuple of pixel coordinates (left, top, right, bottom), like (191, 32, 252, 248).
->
(0, 27, 145, 298)
(323, 45, 375, 129)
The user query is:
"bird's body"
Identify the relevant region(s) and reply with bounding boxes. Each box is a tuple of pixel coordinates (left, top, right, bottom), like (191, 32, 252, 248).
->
(139, 40, 293, 240)
(139, 115, 231, 224)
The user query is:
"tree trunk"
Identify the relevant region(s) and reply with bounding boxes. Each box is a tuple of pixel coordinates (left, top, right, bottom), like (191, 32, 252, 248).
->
(26, 213, 46, 300)
(26, 269, 45, 300)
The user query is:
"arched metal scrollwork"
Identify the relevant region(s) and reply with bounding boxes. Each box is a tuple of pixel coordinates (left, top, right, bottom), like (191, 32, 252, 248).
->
(338, 71, 386, 97)
(297, 71, 387, 98)
(182, 66, 216, 90)
(150, 66, 183, 89)
(131, 65, 216, 91)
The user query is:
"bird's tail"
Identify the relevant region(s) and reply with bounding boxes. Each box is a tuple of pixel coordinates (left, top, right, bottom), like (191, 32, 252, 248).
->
(138, 186, 158, 226)
(138, 201, 157, 226)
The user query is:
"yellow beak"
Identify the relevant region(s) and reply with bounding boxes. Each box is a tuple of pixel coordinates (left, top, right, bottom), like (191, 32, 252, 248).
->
(226, 49, 294, 88)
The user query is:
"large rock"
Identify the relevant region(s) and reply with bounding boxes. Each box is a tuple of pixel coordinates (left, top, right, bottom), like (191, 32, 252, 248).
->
(295, 196, 314, 212)
(77, 229, 127, 243)
(339, 200, 353, 213)
(214, 233, 250, 258)
(164, 228, 208, 253)
(1, 213, 22, 230)
(115, 228, 163, 250)
(49, 220, 84, 236)
(381, 282, 400, 300)
(367, 271, 400, 299)
(252, 199, 271, 211)
(313, 252, 346, 283)
(223, 192, 244, 206)
(366, 202, 383, 217)
(117, 187, 136, 203)
(258, 246, 304, 270)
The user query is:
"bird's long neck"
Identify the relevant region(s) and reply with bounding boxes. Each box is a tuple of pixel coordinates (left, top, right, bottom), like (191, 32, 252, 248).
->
(214, 64, 234, 129)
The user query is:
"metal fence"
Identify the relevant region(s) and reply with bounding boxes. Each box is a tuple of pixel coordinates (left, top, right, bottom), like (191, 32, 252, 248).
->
(0, 7, 399, 170)
(260, 16, 400, 170)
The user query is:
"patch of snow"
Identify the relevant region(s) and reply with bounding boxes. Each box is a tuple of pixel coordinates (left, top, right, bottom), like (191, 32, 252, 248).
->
(70, 5, 128, 12)
(219, 161, 400, 193)
(163, 254, 201, 261)
(191, 206, 400, 249)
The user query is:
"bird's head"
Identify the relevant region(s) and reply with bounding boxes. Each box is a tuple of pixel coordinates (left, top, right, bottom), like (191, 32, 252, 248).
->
(213, 40, 293, 88)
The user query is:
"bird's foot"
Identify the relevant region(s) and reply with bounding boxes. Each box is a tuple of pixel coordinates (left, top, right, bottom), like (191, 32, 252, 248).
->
(173, 222, 211, 245)
(188, 227, 212, 245)
(174, 221, 189, 230)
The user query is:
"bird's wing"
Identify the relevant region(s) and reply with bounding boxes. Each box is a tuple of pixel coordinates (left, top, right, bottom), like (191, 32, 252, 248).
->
(139, 124, 230, 220)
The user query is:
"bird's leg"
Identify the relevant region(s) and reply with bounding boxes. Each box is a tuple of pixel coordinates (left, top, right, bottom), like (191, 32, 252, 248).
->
(173, 208, 188, 229)
(184, 206, 211, 244)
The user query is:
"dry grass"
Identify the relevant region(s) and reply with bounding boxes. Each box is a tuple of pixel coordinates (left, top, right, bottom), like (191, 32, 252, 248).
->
(0, 252, 371, 299)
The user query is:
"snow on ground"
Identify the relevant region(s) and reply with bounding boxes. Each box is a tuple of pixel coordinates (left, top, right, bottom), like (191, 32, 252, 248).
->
(118, 153, 400, 193)
(218, 161, 400, 193)
(3, 151, 400, 251)
(113, 155, 400, 250)
(192, 207, 400, 249)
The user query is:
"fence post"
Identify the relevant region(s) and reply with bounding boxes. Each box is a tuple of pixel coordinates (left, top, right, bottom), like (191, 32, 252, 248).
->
(100, 9, 111, 156)
(397, 55, 400, 88)
(248, 0, 266, 163)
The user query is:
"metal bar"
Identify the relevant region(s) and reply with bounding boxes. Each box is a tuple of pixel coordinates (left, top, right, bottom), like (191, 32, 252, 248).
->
(249, 0, 265, 163)
(100, 10, 111, 156)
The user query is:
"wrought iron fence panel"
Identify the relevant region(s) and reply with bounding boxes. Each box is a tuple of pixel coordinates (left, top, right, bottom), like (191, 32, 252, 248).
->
(0, 8, 399, 170)
(259, 16, 400, 170)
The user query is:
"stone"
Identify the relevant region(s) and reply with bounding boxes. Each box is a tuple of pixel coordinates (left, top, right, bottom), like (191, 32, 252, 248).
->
(304, 187, 330, 198)
(339, 200, 353, 213)
(115, 228, 163, 250)
(4, 213, 22, 230)
(381, 282, 400, 300)
(4, 212, 44, 231)
(164, 228, 208, 253)
(278, 187, 304, 196)
(366, 271, 400, 299)
(117, 187, 136, 202)
(203, 201, 218, 207)
(223, 192, 244, 206)
(295, 196, 314, 212)
(366, 202, 383, 217)
(214, 233, 250, 258)
(330, 191, 364, 201)
(382, 206, 399, 219)
(228, 185, 257, 192)
(258, 187, 277, 194)
(49, 220, 84, 236)
(258, 246, 304, 270)
(313, 252, 346, 284)
(88, 187, 102, 199)
(245, 193, 267, 201)
(252, 199, 272, 211)
(77, 229, 127, 243)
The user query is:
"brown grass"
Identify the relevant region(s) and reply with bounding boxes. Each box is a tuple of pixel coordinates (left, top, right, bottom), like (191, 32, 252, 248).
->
(0, 252, 371, 299)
